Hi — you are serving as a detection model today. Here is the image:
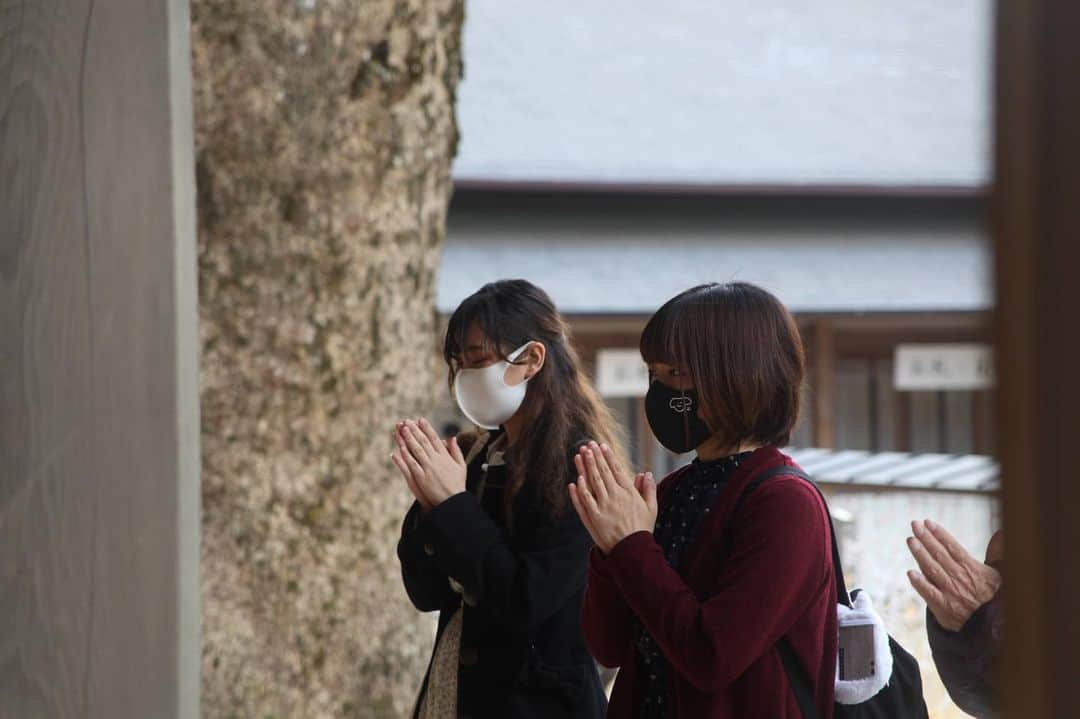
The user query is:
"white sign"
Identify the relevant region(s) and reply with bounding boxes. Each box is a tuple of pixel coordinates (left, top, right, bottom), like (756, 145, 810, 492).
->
(595, 348, 649, 398)
(894, 344, 995, 391)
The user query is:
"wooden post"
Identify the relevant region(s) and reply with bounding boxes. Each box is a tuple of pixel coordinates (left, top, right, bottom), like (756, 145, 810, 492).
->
(636, 395, 654, 472)
(0, 0, 200, 717)
(812, 320, 836, 448)
(972, 390, 988, 456)
(994, 0, 1080, 714)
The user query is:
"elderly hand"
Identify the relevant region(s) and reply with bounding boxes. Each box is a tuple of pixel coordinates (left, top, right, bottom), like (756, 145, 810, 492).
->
(390, 418, 467, 509)
(568, 441, 657, 554)
(906, 519, 1003, 632)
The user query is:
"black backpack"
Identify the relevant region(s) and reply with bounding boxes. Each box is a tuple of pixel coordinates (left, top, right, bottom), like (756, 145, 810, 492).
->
(728, 465, 930, 719)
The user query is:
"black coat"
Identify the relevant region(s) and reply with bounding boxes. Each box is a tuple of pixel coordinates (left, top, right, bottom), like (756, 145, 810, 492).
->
(926, 598, 1002, 718)
(397, 431, 606, 719)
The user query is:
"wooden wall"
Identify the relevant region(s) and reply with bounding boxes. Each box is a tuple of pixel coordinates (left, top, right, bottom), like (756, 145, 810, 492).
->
(0, 0, 200, 716)
(995, 0, 1080, 715)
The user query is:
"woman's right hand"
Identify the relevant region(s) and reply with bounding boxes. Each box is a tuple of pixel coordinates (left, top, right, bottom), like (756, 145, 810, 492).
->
(906, 519, 1003, 631)
(569, 442, 657, 553)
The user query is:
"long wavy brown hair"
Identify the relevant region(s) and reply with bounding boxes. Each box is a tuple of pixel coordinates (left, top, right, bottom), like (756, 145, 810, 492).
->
(444, 279, 629, 524)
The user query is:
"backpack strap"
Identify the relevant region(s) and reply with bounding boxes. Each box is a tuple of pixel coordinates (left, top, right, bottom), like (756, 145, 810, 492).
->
(726, 464, 850, 606)
(723, 463, 849, 719)
(777, 638, 819, 719)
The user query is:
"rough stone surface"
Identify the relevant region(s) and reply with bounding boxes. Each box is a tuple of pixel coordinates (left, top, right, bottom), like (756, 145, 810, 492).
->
(190, 1, 463, 715)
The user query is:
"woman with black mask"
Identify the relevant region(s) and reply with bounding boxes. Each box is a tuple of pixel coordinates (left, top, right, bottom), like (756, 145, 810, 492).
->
(570, 282, 838, 719)
(393, 279, 630, 719)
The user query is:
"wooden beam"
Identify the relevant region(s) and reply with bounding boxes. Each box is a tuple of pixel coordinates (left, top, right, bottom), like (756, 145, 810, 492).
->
(971, 390, 988, 456)
(811, 320, 836, 448)
(452, 178, 990, 199)
(994, 0, 1080, 715)
(635, 395, 653, 472)
(559, 311, 991, 338)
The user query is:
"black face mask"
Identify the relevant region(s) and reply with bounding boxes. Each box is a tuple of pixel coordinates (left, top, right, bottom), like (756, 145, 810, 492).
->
(644, 380, 713, 455)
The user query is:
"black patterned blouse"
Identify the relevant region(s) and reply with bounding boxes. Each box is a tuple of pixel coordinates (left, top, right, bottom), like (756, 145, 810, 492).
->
(635, 451, 755, 719)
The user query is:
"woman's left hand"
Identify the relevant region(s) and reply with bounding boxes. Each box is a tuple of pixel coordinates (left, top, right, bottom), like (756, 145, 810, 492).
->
(569, 442, 657, 553)
(394, 418, 467, 506)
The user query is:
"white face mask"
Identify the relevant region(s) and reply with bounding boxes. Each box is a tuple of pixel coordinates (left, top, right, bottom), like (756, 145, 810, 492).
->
(452, 343, 532, 430)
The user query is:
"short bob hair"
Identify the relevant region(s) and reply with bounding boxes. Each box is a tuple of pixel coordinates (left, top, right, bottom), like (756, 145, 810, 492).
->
(640, 282, 805, 449)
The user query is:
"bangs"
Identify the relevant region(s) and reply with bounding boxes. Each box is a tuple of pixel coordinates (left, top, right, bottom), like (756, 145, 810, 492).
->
(639, 303, 678, 364)
(639, 285, 714, 365)
(442, 291, 512, 368)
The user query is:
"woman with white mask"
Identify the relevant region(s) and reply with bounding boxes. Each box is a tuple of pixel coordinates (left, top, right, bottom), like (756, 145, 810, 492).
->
(392, 279, 629, 719)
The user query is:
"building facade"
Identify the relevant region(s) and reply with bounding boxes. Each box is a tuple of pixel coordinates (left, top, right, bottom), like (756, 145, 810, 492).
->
(433, 2, 998, 715)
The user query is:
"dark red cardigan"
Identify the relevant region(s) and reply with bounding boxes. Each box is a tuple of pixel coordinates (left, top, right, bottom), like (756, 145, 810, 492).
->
(582, 447, 837, 719)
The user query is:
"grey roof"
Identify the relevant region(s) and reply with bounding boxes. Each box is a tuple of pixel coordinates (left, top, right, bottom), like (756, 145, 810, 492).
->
(453, 0, 992, 187)
(436, 211, 992, 314)
(786, 447, 1000, 493)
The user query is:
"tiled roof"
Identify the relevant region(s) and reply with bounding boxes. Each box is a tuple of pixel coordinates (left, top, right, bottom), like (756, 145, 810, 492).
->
(437, 218, 991, 314)
(787, 447, 999, 494)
